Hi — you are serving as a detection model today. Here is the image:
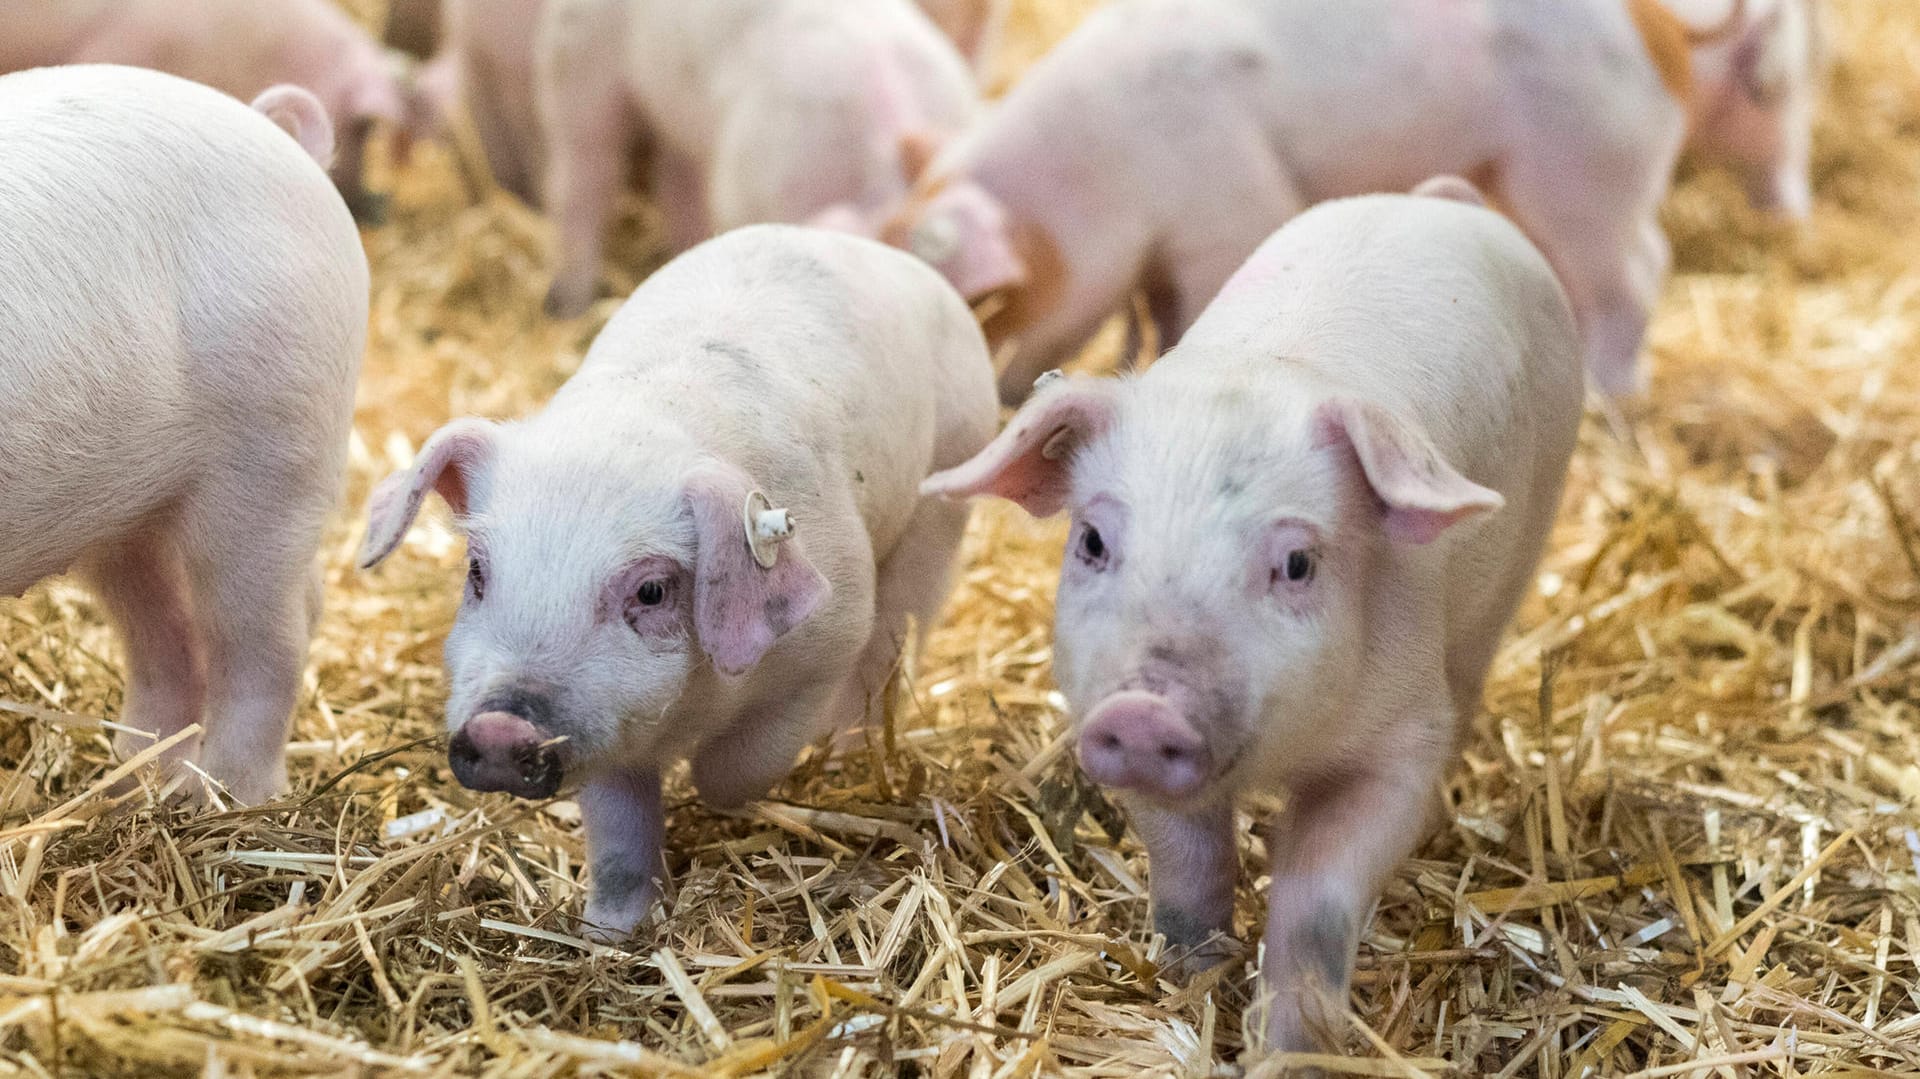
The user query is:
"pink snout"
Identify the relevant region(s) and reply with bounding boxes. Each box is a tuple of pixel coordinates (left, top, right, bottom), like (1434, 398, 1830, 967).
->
(1077, 691, 1212, 800)
(449, 711, 562, 799)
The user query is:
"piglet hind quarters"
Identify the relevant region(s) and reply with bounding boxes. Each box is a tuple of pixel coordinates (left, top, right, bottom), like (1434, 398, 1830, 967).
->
(924, 192, 1584, 1054)
(0, 65, 367, 806)
(360, 225, 997, 941)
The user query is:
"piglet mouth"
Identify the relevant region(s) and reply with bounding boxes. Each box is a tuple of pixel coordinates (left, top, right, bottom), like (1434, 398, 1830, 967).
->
(1075, 690, 1214, 802)
(448, 711, 565, 800)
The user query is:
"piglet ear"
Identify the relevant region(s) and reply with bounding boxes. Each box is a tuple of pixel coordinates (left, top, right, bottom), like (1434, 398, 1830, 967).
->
(921, 375, 1117, 517)
(359, 418, 498, 568)
(899, 130, 942, 183)
(1313, 399, 1503, 545)
(686, 468, 832, 677)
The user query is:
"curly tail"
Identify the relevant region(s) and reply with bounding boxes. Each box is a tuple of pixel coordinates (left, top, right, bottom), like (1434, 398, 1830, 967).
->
(250, 84, 336, 169)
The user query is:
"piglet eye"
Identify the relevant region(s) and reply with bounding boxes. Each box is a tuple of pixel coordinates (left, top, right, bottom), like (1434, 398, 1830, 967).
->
(1282, 549, 1316, 585)
(466, 557, 486, 601)
(635, 579, 667, 607)
(1075, 523, 1109, 569)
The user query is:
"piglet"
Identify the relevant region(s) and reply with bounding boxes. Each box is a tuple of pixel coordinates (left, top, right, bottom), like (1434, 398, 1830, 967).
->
(360, 225, 997, 938)
(0, 0, 414, 221)
(538, 0, 979, 318)
(914, 0, 1008, 77)
(884, 0, 1812, 403)
(397, 0, 550, 208)
(1670, 0, 1821, 218)
(923, 183, 1584, 1054)
(0, 65, 367, 804)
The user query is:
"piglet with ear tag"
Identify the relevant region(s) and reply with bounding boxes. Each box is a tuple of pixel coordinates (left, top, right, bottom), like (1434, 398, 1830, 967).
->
(926, 193, 1584, 1057)
(359, 224, 997, 942)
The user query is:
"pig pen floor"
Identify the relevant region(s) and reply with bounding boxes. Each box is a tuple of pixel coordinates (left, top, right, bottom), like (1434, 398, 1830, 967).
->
(5, 1, 1920, 1075)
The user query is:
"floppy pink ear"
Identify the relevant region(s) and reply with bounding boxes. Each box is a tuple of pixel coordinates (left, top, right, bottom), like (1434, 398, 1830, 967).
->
(921, 377, 1117, 517)
(359, 418, 497, 568)
(1313, 399, 1503, 545)
(686, 468, 832, 677)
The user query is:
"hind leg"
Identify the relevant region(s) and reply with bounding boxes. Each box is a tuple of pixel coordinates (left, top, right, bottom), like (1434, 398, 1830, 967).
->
(80, 526, 207, 779)
(828, 497, 974, 730)
(1153, 148, 1305, 349)
(1502, 150, 1674, 397)
(173, 488, 328, 805)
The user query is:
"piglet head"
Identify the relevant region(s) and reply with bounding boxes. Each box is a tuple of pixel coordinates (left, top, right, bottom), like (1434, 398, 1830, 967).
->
(931, 381, 1501, 806)
(1692, 0, 1819, 219)
(361, 421, 829, 797)
(882, 176, 1027, 303)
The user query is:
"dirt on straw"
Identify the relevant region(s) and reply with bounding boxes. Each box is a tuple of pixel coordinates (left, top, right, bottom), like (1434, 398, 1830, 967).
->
(3, 0, 1920, 1075)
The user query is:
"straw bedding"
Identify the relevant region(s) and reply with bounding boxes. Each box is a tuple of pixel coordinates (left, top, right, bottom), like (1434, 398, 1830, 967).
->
(2, 0, 1918, 1074)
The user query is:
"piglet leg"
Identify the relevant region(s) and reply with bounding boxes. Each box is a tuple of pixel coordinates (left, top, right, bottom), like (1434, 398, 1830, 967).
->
(81, 530, 207, 781)
(1132, 798, 1240, 975)
(579, 764, 665, 942)
(688, 679, 840, 810)
(1260, 747, 1447, 1057)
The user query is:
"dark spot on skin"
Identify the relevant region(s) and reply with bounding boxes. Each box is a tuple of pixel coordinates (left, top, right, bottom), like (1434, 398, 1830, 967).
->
(476, 687, 554, 728)
(1289, 904, 1355, 992)
(762, 594, 793, 634)
(590, 862, 658, 906)
(701, 339, 758, 368)
(855, 471, 864, 484)
(1217, 475, 1246, 498)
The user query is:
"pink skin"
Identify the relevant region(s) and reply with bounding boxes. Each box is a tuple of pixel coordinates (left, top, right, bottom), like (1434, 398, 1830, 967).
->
(886, 0, 1796, 401)
(0, 0, 413, 221)
(925, 193, 1584, 1054)
(361, 226, 997, 939)
(405, 0, 549, 208)
(913, 0, 1007, 76)
(1685, 0, 1819, 220)
(537, 0, 978, 318)
(0, 68, 365, 804)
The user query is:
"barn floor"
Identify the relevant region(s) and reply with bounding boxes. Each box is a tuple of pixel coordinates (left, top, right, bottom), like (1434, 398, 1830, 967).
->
(4, 0, 1920, 1074)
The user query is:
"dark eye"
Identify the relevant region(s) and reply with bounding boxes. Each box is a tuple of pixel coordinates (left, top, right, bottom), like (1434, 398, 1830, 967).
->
(636, 579, 667, 607)
(1282, 549, 1316, 585)
(466, 557, 486, 601)
(1076, 523, 1108, 568)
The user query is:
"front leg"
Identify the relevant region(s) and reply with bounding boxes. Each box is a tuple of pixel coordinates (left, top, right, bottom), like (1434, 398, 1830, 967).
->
(1131, 798, 1240, 976)
(688, 680, 839, 810)
(579, 764, 665, 943)
(1261, 752, 1447, 1057)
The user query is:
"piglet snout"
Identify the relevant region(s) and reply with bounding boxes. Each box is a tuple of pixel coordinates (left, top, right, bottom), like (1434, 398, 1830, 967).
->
(1077, 691, 1211, 800)
(449, 711, 563, 799)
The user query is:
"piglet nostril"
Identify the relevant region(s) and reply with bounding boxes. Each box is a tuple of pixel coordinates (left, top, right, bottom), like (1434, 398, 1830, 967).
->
(1158, 742, 1189, 763)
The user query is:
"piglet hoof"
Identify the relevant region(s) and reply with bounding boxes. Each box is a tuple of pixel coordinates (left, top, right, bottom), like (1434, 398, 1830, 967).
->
(1153, 908, 1242, 980)
(580, 867, 657, 945)
(543, 278, 595, 320)
(344, 189, 392, 227)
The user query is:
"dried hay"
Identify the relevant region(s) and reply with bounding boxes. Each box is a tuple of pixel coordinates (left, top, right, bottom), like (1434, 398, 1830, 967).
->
(3, 0, 1920, 1074)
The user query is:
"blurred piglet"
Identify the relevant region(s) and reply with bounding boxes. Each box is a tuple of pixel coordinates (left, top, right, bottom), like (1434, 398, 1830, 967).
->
(359, 226, 997, 938)
(0, 0, 415, 221)
(915, 0, 1008, 76)
(885, 0, 1817, 402)
(924, 182, 1583, 1053)
(538, 0, 979, 318)
(391, 0, 551, 209)
(0, 66, 366, 804)
(1678, 0, 1821, 217)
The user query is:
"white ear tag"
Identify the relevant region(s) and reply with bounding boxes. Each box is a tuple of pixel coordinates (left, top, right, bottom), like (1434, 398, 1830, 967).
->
(743, 490, 795, 569)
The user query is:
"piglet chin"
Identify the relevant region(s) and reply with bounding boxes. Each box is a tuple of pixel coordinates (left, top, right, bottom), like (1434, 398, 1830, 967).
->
(449, 711, 564, 799)
(1075, 690, 1213, 801)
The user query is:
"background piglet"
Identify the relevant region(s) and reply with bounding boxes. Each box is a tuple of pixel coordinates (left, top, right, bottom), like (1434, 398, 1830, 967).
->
(886, 0, 1818, 403)
(0, 66, 367, 804)
(924, 187, 1584, 1054)
(537, 0, 979, 318)
(1677, 0, 1822, 217)
(359, 225, 997, 939)
(389, 0, 550, 209)
(0, 0, 415, 221)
